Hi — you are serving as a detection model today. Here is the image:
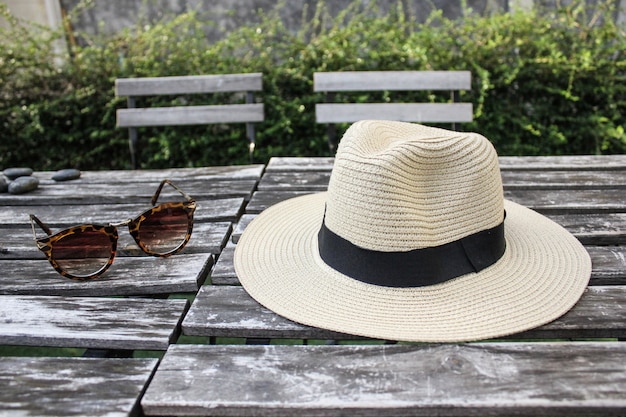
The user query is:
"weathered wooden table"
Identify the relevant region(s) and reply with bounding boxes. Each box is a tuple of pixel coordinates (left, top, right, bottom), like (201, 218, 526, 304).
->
(147, 156, 626, 416)
(3, 157, 626, 416)
(0, 165, 263, 416)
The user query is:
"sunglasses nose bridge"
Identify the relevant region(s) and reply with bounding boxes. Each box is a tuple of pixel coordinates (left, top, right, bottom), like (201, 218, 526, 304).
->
(110, 219, 132, 227)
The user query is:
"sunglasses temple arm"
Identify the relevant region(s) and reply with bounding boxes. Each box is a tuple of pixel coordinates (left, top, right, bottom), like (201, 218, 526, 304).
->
(151, 179, 194, 206)
(29, 214, 52, 239)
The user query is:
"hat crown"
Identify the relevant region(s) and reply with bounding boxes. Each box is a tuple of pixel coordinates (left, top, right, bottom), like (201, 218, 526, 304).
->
(325, 120, 504, 251)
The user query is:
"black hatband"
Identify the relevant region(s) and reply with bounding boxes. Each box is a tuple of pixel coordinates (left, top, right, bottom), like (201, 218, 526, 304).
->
(317, 214, 506, 288)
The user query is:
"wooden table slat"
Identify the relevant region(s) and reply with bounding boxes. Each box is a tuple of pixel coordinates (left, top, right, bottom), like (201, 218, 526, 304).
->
(211, 242, 236, 285)
(0, 179, 259, 206)
(258, 170, 626, 192)
(142, 343, 626, 417)
(209, 245, 626, 287)
(1, 221, 231, 261)
(231, 214, 257, 243)
(0, 296, 189, 350)
(266, 155, 626, 172)
(0, 253, 212, 296)
(0, 197, 245, 225)
(183, 285, 626, 340)
(546, 212, 626, 245)
(499, 154, 626, 170)
(31, 164, 265, 183)
(232, 212, 626, 246)
(0, 357, 158, 417)
(246, 189, 626, 214)
(265, 157, 335, 172)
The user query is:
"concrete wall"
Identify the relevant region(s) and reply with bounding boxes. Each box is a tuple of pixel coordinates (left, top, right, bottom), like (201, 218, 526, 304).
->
(3, 0, 625, 44)
(1, 0, 66, 62)
(2, 0, 63, 30)
(14, 0, 512, 42)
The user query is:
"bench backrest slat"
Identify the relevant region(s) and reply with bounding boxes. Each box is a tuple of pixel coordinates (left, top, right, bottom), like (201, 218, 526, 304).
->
(313, 70, 473, 152)
(116, 104, 265, 128)
(316, 103, 473, 124)
(115, 73, 263, 97)
(314, 70, 471, 92)
(115, 73, 264, 168)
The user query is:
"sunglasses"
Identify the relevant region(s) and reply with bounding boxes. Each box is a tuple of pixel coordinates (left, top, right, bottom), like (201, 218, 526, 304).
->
(30, 179, 196, 280)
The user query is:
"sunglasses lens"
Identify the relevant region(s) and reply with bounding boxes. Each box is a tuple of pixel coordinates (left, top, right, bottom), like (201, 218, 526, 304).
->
(138, 206, 190, 254)
(52, 228, 114, 278)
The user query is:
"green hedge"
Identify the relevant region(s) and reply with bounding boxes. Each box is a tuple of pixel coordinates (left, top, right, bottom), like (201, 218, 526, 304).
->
(0, 1, 624, 169)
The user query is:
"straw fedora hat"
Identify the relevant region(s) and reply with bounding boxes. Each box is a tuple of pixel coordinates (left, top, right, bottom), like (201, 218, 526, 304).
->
(234, 120, 591, 342)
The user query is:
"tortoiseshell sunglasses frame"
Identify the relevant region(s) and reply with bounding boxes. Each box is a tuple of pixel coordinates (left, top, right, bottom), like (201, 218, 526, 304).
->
(30, 179, 196, 280)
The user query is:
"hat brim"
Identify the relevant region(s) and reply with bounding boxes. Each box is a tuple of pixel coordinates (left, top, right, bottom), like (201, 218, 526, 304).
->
(234, 192, 591, 342)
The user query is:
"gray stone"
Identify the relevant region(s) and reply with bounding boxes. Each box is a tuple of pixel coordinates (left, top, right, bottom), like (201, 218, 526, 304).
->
(52, 168, 81, 181)
(0, 177, 8, 193)
(8, 176, 39, 194)
(3, 167, 33, 180)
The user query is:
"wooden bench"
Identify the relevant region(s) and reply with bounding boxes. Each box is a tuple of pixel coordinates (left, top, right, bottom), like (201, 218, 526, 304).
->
(115, 73, 264, 168)
(314, 71, 473, 152)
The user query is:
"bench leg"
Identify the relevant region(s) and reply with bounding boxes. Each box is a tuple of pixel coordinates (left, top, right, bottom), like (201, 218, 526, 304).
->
(327, 124, 337, 155)
(129, 127, 139, 169)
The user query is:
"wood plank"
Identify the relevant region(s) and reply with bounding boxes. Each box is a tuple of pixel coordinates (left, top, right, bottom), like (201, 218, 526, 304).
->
(265, 156, 626, 172)
(0, 357, 157, 417)
(183, 285, 626, 340)
(183, 285, 330, 340)
(547, 213, 626, 245)
(504, 189, 626, 213)
(0, 178, 259, 205)
(208, 245, 626, 287)
(498, 155, 626, 170)
(245, 197, 626, 245)
(245, 189, 626, 214)
(116, 103, 264, 127)
(258, 171, 331, 191)
(313, 71, 472, 92)
(265, 157, 335, 172)
(315, 103, 473, 123)
(516, 286, 626, 339)
(10, 164, 265, 185)
(257, 170, 626, 192)
(0, 197, 245, 225)
(583, 246, 626, 285)
(1, 221, 230, 260)
(232, 214, 256, 243)
(142, 343, 626, 417)
(115, 73, 263, 96)
(503, 170, 626, 189)
(210, 242, 236, 285)
(245, 191, 311, 213)
(42, 164, 264, 182)
(0, 296, 188, 350)
(0, 253, 212, 296)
